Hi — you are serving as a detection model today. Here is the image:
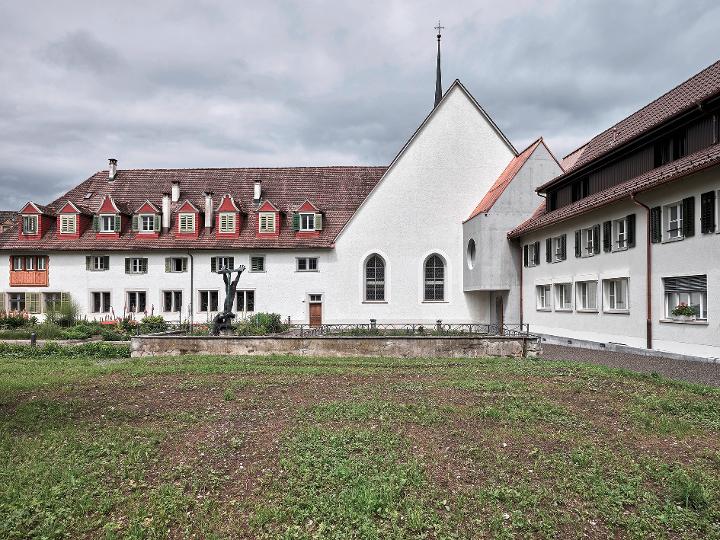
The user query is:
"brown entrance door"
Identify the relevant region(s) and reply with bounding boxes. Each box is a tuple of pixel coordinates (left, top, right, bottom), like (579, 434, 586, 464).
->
(495, 296, 504, 335)
(309, 296, 322, 327)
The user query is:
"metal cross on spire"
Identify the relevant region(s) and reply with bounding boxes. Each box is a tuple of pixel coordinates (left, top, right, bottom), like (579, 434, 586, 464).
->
(434, 20, 444, 108)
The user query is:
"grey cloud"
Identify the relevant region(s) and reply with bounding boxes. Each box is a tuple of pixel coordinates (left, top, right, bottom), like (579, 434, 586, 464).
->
(41, 30, 123, 73)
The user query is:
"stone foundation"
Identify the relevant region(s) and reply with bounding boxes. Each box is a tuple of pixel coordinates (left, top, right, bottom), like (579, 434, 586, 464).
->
(131, 335, 541, 358)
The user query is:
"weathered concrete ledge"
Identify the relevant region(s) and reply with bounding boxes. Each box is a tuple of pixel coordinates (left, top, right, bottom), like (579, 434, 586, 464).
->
(131, 334, 541, 359)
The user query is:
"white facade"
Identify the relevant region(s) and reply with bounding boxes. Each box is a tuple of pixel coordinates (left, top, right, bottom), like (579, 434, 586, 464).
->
(519, 167, 720, 359)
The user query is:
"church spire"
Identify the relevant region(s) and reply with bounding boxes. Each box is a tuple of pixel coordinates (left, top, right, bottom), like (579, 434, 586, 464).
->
(434, 20, 444, 108)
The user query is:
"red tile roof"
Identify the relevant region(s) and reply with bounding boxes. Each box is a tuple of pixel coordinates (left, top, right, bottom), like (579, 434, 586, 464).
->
(0, 166, 387, 251)
(538, 59, 720, 192)
(508, 143, 720, 238)
(465, 138, 546, 222)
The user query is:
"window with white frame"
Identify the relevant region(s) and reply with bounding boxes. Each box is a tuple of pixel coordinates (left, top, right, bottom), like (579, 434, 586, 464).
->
(199, 290, 219, 312)
(179, 213, 195, 233)
(91, 291, 111, 313)
(140, 215, 155, 232)
(250, 256, 265, 272)
(22, 215, 38, 234)
(236, 290, 255, 312)
(127, 291, 147, 313)
(88, 255, 109, 271)
(60, 215, 76, 234)
(166, 257, 187, 273)
(162, 290, 183, 313)
(44, 292, 67, 312)
(126, 257, 148, 274)
(665, 202, 683, 240)
(100, 215, 116, 233)
(296, 257, 318, 272)
(219, 213, 236, 233)
(259, 212, 276, 233)
(536, 285, 551, 310)
(582, 227, 595, 256)
(8, 293, 25, 312)
(663, 275, 707, 320)
(527, 243, 538, 267)
(213, 256, 234, 272)
(299, 213, 315, 231)
(37, 256, 46, 271)
(554, 283, 573, 311)
(551, 236, 564, 262)
(25, 256, 35, 271)
(576, 281, 598, 311)
(603, 278, 629, 312)
(12, 256, 23, 271)
(613, 218, 628, 250)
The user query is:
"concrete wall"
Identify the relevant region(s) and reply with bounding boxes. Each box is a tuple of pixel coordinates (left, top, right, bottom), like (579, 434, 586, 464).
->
(131, 334, 541, 358)
(519, 166, 720, 359)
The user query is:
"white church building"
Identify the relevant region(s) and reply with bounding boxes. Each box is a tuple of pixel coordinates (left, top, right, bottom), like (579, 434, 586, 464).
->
(1, 49, 719, 359)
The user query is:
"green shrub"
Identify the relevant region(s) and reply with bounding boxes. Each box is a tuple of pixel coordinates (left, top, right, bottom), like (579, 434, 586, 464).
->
(60, 323, 101, 341)
(670, 470, 710, 510)
(139, 316, 167, 334)
(0, 342, 130, 358)
(236, 313, 286, 335)
(100, 328, 128, 341)
(46, 298, 80, 327)
(0, 314, 29, 329)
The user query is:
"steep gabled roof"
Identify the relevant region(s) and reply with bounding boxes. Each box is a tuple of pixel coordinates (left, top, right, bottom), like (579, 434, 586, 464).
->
(465, 138, 559, 222)
(0, 211, 17, 223)
(539, 59, 720, 192)
(508, 142, 720, 238)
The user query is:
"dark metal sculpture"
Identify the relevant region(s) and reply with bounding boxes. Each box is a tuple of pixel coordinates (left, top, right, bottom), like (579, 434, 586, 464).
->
(211, 265, 246, 335)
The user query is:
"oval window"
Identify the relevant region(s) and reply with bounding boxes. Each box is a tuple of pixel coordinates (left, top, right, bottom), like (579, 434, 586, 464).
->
(467, 239, 477, 269)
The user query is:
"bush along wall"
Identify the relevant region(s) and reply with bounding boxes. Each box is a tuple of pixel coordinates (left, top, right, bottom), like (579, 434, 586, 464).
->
(0, 342, 131, 359)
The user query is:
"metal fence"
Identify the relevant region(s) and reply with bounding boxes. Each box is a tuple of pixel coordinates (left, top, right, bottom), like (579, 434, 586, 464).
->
(290, 322, 533, 338)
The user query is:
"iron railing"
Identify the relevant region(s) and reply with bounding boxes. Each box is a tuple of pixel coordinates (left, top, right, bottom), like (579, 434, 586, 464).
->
(290, 322, 533, 338)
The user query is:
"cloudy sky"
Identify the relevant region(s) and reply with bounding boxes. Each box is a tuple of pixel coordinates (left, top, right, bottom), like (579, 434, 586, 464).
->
(1, 0, 719, 208)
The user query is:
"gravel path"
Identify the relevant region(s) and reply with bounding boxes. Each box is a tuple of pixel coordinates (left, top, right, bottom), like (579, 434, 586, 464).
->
(540, 344, 720, 387)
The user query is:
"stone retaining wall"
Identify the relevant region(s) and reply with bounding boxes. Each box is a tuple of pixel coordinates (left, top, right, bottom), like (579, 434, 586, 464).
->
(131, 335, 541, 358)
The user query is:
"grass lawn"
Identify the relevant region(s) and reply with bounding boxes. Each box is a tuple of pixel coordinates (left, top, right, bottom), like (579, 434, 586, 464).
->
(1, 354, 719, 539)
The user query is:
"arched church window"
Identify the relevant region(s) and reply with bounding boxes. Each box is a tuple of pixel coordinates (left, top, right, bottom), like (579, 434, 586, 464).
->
(365, 254, 385, 301)
(424, 254, 445, 301)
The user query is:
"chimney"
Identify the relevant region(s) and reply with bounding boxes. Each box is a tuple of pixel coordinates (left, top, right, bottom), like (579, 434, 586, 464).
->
(162, 193, 171, 230)
(253, 181, 262, 203)
(204, 192, 214, 228)
(171, 181, 180, 202)
(108, 158, 118, 181)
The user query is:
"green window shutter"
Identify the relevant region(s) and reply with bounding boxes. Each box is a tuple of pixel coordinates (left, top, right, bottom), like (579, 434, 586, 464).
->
(602, 221, 612, 252)
(26, 293, 39, 314)
(315, 213, 323, 230)
(626, 214, 636, 247)
(165, 258, 171, 272)
(533, 241, 540, 266)
(228, 257, 234, 269)
(92, 216, 99, 232)
(592, 224, 601, 254)
(182, 258, 188, 271)
(85, 256, 91, 270)
(131, 215, 139, 231)
(650, 206, 662, 243)
(682, 196, 695, 237)
(154, 214, 161, 231)
(0, 293, 5, 313)
(291, 213, 300, 231)
(60, 292, 70, 308)
(103, 256, 110, 270)
(523, 245, 528, 267)
(560, 234, 567, 260)
(210, 257, 217, 273)
(114, 215, 121, 232)
(142, 258, 148, 273)
(574, 230, 582, 257)
(125, 258, 131, 274)
(545, 238, 552, 263)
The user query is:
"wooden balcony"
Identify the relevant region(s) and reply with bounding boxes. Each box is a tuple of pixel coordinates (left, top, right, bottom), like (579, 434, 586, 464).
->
(10, 271, 48, 287)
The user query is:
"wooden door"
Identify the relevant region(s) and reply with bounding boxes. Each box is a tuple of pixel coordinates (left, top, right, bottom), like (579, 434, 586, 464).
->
(309, 302, 322, 327)
(495, 296, 504, 335)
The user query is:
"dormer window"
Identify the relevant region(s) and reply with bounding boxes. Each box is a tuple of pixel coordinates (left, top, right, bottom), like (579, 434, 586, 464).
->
(139, 215, 158, 232)
(259, 212, 276, 233)
(299, 213, 315, 231)
(101, 215, 116, 233)
(219, 213, 236, 233)
(60, 215, 76, 234)
(22, 215, 38, 235)
(179, 213, 195, 233)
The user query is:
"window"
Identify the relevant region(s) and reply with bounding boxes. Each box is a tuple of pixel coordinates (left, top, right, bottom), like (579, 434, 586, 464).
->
(554, 283, 573, 311)
(613, 218, 627, 250)
(250, 256, 265, 272)
(663, 275, 707, 320)
(211, 256, 234, 272)
(140, 215, 156, 232)
(524, 242, 540, 267)
(296, 257, 318, 272)
(219, 213, 236, 233)
(87, 255, 109, 271)
(665, 202, 683, 240)
(179, 213, 195, 233)
(259, 212, 276, 233)
(365, 254, 385, 301)
(25, 256, 34, 271)
(127, 291, 147, 313)
(165, 257, 188, 273)
(299, 213, 315, 231)
(424, 254, 445, 301)
(582, 227, 596, 256)
(604, 278, 629, 312)
(60, 215, 76, 234)
(163, 290, 183, 313)
(536, 285, 551, 310)
(12, 257, 23, 271)
(91, 292, 111, 313)
(199, 290, 219, 312)
(125, 258, 148, 274)
(100, 215, 116, 233)
(8, 293, 25, 312)
(44, 292, 68, 312)
(576, 281, 598, 311)
(236, 290, 255, 312)
(22, 215, 38, 234)
(309, 294, 322, 303)
(551, 236, 564, 262)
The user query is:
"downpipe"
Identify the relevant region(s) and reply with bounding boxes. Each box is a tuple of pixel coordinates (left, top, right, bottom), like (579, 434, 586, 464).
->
(631, 193, 652, 350)
(187, 250, 194, 330)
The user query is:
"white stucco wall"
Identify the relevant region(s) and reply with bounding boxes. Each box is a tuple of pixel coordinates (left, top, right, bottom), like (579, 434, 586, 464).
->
(519, 167, 720, 358)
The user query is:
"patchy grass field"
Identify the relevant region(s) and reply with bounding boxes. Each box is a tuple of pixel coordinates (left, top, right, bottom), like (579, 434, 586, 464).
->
(1, 354, 719, 539)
